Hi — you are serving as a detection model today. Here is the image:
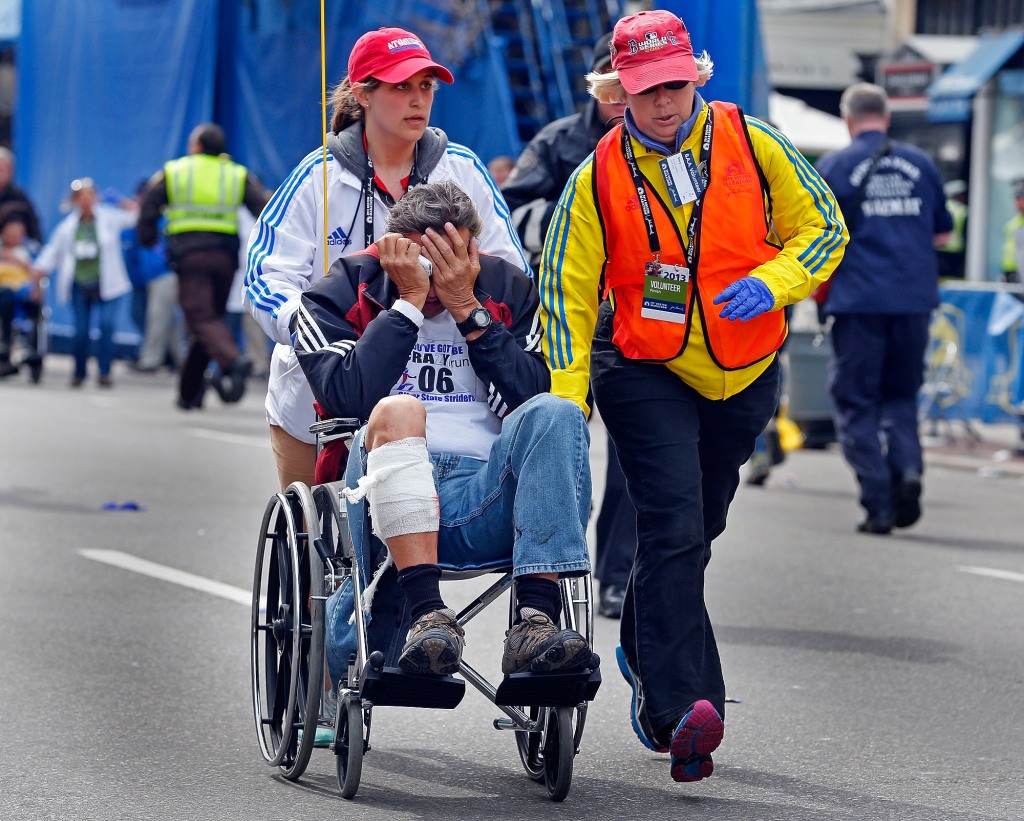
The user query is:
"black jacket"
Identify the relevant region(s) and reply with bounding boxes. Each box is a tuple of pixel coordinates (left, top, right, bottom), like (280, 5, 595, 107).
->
(501, 100, 615, 265)
(292, 247, 549, 423)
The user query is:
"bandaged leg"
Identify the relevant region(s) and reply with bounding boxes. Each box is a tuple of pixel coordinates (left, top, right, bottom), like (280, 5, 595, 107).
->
(364, 437, 439, 541)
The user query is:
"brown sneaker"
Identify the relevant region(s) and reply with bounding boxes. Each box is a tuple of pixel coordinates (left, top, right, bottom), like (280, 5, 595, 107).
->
(502, 609, 591, 675)
(398, 608, 465, 676)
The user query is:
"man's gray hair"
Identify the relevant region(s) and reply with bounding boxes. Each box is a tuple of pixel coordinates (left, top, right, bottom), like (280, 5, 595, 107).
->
(840, 82, 889, 120)
(385, 180, 483, 238)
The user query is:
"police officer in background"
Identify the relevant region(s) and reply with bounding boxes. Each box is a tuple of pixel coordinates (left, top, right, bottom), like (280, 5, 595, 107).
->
(502, 34, 635, 619)
(139, 123, 268, 409)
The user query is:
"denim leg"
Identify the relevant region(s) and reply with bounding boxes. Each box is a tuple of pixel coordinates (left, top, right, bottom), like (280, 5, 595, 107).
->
(95, 296, 120, 376)
(434, 393, 592, 577)
(70, 286, 92, 379)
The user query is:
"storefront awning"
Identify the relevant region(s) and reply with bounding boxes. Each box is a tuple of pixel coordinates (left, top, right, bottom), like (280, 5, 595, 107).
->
(927, 29, 1024, 122)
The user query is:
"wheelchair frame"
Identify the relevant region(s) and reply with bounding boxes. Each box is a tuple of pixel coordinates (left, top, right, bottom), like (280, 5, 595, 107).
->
(250, 419, 600, 802)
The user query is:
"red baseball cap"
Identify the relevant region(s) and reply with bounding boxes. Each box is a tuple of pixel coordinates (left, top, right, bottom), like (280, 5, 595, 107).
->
(348, 27, 454, 85)
(611, 10, 698, 95)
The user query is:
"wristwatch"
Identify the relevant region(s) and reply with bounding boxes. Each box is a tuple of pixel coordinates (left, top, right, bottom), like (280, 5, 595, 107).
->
(456, 306, 492, 337)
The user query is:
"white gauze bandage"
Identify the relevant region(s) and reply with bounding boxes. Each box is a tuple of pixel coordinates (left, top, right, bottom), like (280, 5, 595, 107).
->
(363, 437, 439, 541)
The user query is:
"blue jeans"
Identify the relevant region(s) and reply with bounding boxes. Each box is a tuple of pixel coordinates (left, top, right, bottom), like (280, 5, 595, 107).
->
(71, 284, 118, 379)
(325, 392, 593, 684)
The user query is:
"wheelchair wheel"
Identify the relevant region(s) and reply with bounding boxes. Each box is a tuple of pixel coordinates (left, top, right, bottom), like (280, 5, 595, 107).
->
(515, 705, 545, 782)
(335, 692, 364, 799)
(250, 484, 324, 780)
(543, 705, 574, 802)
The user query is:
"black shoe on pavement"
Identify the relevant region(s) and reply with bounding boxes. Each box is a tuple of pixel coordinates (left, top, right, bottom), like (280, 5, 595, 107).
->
(598, 583, 626, 619)
(892, 470, 922, 528)
(215, 357, 252, 404)
(857, 512, 892, 535)
(176, 390, 204, 411)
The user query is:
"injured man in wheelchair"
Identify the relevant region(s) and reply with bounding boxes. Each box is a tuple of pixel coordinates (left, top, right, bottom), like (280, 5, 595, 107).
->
(293, 179, 594, 680)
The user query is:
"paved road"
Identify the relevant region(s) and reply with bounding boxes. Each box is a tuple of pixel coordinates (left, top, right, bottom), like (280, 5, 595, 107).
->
(2, 358, 1022, 820)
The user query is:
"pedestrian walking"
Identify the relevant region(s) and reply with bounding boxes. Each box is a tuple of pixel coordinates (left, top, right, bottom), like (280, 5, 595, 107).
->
(816, 83, 952, 534)
(138, 123, 269, 409)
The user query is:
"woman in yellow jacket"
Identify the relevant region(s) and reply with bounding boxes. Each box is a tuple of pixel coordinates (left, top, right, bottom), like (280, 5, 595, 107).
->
(538, 9, 847, 785)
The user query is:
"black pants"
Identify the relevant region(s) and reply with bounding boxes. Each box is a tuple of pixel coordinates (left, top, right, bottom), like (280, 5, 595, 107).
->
(591, 309, 779, 734)
(175, 249, 241, 401)
(594, 435, 637, 587)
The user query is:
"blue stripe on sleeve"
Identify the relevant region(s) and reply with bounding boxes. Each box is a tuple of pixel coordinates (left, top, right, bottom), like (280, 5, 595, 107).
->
(244, 149, 326, 316)
(746, 119, 845, 274)
(540, 162, 586, 370)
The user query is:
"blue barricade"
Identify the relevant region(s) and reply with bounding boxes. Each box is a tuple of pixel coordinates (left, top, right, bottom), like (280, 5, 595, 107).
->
(926, 283, 1024, 423)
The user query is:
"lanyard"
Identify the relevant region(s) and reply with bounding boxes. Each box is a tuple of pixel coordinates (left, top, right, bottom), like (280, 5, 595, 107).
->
(362, 145, 423, 248)
(620, 106, 713, 268)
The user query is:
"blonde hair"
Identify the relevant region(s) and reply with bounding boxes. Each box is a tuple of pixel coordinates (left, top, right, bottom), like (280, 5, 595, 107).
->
(587, 51, 714, 103)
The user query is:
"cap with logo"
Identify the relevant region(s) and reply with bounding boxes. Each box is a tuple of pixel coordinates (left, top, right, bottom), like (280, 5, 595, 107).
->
(348, 27, 454, 85)
(610, 10, 697, 95)
(1013, 178, 1024, 199)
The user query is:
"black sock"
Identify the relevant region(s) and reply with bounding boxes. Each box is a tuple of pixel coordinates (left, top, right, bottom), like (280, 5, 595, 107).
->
(397, 563, 445, 622)
(515, 577, 561, 623)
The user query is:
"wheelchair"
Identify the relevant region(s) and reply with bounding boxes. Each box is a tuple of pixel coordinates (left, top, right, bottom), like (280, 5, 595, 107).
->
(250, 417, 601, 802)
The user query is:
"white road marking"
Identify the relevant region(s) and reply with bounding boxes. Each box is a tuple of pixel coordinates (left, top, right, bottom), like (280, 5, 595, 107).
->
(958, 565, 1024, 585)
(80, 549, 252, 606)
(188, 428, 271, 448)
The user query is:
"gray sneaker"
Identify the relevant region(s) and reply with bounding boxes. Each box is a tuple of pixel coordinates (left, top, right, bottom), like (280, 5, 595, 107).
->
(398, 608, 465, 676)
(502, 609, 591, 675)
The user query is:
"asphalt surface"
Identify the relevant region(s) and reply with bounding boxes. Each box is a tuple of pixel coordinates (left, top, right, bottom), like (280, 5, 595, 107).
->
(1, 356, 1022, 821)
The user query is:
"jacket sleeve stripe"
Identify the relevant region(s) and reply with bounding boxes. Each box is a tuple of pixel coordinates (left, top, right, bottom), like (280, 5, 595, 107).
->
(294, 303, 329, 351)
(747, 119, 846, 275)
(244, 150, 326, 316)
(539, 162, 586, 371)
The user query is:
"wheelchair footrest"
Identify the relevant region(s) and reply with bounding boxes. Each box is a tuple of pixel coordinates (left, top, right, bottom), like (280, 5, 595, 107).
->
(359, 664, 466, 709)
(494, 665, 602, 707)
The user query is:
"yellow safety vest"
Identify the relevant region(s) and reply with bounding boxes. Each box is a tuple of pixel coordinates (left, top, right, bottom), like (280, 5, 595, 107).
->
(164, 154, 246, 235)
(942, 198, 967, 254)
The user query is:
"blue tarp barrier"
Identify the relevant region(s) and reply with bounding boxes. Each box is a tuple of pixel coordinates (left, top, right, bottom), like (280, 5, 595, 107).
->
(16, 0, 522, 361)
(16, 0, 219, 235)
(925, 286, 1024, 423)
(16, 0, 521, 226)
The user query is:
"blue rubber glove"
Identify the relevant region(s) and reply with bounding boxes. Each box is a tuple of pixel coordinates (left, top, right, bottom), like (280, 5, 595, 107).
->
(713, 277, 775, 321)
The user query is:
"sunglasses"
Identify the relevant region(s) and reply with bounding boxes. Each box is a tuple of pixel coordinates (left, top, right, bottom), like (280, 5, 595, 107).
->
(636, 81, 690, 96)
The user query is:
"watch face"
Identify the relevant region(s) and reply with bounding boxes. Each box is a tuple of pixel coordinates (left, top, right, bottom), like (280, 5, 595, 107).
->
(459, 306, 491, 335)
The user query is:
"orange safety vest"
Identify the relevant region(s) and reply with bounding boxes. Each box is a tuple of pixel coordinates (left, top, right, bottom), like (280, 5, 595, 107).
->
(594, 101, 786, 369)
